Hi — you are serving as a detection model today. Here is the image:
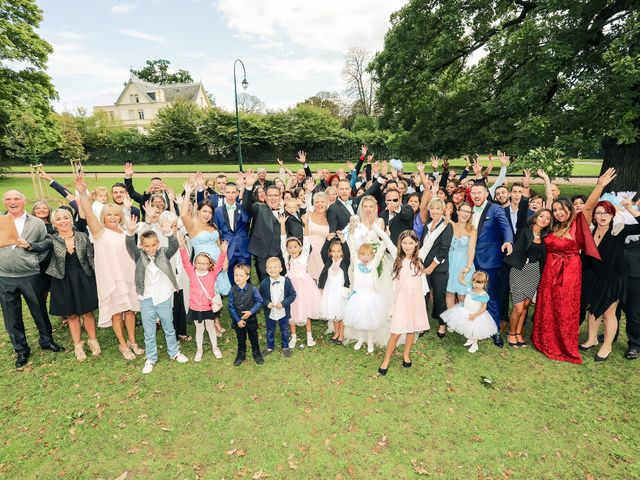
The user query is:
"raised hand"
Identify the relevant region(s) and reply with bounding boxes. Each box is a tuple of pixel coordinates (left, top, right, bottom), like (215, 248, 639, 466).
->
(166, 188, 176, 202)
(522, 169, 531, 189)
(182, 180, 195, 195)
(121, 194, 132, 210)
(124, 162, 134, 178)
(143, 200, 153, 216)
(177, 232, 186, 248)
(244, 170, 258, 187)
(159, 216, 173, 235)
(194, 171, 205, 189)
(536, 169, 550, 182)
(74, 173, 87, 194)
(126, 214, 138, 235)
(430, 156, 439, 171)
(303, 177, 315, 193)
(596, 168, 617, 187)
(443, 159, 450, 170)
(296, 151, 307, 164)
(472, 157, 483, 176)
(464, 155, 471, 169)
(381, 160, 388, 177)
(38, 168, 53, 182)
(278, 212, 287, 226)
(500, 151, 509, 167)
(276, 158, 284, 166)
(372, 161, 380, 176)
(361, 144, 367, 157)
(366, 153, 374, 163)
(416, 161, 425, 173)
(346, 161, 355, 171)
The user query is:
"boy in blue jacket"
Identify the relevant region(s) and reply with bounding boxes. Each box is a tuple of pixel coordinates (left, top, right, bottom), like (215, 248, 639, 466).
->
(228, 264, 264, 366)
(259, 257, 296, 358)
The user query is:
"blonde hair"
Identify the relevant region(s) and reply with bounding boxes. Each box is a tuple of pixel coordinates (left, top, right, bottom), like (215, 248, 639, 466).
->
(31, 200, 51, 222)
(472, 270, 489, 288)
(312, 192, 328, 206)
(266, 257, 282, 268)
(358, 243, 375, 257)
(428, 198, 445, 210)
(92, 186, 108, 201)
(52, 207, 73, 226)
(99, 204, 124, 226)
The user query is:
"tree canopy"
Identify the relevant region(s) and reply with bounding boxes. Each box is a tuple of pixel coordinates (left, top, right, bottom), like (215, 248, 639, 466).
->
(130, 59, 194, 84)
(372, 0, 639, 188)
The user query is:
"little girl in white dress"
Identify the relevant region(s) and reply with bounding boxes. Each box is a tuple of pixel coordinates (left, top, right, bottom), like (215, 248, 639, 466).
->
(440, 271, 498, 353)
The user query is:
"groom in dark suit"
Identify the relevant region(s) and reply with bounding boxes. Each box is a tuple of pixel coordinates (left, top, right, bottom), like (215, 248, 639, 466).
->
(243, 173, 286, 282)
(213, 182, 251, 285)
(469, 182, 513, 347)
(328, 179, 357, 233)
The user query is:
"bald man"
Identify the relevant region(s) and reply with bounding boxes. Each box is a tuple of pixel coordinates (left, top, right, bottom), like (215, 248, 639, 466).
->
(0, 190, 64, 368)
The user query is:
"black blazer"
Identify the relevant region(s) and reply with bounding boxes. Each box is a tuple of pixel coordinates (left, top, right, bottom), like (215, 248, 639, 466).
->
(380, 204, 414, 245)
(259, 276, 296, 321)
(624, 239, 640, 279)
(317, 238, 351, 289)
(504, 196, 533, 236)
(420, 219, 453, 273)
(242, 188, 282, 259)
(327, 200, 355, 233)
(285, 214, 304, 241)
(504, 225, 547, 271)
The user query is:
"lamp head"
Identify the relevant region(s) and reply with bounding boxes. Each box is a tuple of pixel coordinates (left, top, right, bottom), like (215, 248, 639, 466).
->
(242, 78, 248, 90)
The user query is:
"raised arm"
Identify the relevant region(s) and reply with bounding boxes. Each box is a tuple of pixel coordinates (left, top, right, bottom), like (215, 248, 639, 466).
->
(583, 168, 617, 224)
(180, 180, 196, 235)
(488, 152, 508, 197)
(537, 169, 554, 209)
(123, 163, 144, 204)
(372, 222, 397, 258)
(75, 174, 105, 238)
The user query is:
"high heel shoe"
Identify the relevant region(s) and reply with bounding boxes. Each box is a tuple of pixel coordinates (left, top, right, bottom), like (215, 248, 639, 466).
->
(127, 341, 144, 355)
(378, 367, 388, 376)
(436, 328, 446, 338)
(507, 332, 519, 348)
(579, 342, 599, 351)
(402, 360, 412, 368)
(87, 339, 101, 356)
(594, 352, 611, 362)
(515, 331, 527, 348)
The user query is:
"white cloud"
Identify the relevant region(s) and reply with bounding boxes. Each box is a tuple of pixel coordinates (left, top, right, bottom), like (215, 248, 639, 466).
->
(111, 3, 137, 14)
(215, 0, 407, 53)
(118, 28, 164, 42)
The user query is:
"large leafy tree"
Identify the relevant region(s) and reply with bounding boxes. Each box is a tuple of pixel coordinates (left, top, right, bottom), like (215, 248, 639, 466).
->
(0, 0, 57, 160)
(373, 0, 639, 189)
(130, 59, 193, 84)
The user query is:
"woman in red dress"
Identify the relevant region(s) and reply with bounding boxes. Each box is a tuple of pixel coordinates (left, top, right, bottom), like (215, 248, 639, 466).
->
(532, 169, 616, 364)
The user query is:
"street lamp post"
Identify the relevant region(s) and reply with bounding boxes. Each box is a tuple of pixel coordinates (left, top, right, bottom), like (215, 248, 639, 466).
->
(233, 59, 248, 172)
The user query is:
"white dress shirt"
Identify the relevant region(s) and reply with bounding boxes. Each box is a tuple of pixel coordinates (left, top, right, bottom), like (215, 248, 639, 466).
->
(472, 201, 488, 229)
(139, 257, 175, 305)
(268, 275, 286, 320)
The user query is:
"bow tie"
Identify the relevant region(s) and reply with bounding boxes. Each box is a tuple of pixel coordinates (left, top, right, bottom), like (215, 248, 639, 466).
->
(473, 206, 484, 213)
(271, 280, 280, 285)
(226, 204, 236, 211)
(341, 199, 352, 206)
(357, 263, 371, 273)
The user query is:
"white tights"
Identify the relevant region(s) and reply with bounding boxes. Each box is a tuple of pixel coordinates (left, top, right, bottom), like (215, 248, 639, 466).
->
(195, 320, 218, 352)
(358, 330, 374, 350)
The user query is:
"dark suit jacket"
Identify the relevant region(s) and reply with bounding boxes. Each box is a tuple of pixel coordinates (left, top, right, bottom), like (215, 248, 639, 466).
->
(213, 204, 251, 262)
(242, 188, 282, 259)
(420, 219, 453, 273)
(380, 204, 414, 245)
(259, 276, 296, 321)
(285, 214, 304, 241)
(124, 177, 177, 217)
(327, 200, 356, 233)
(504, 197, 534, 236)
(474, 202, 514, 270)
(317, 238, 350, 289)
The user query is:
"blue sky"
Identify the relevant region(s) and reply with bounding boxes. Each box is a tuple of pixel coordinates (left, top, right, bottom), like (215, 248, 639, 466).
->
(37, 0, 407, 113)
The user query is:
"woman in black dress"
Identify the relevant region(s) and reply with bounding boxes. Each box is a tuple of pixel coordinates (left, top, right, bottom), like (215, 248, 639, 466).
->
(29, 208, 100, 362)
(580, 200, 640, 361)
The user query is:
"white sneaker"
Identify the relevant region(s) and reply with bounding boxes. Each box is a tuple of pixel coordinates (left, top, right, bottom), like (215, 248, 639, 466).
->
(367, 343, 374, 354)
(288, 335, 297, 349)
(213, 348, 223, 359)
(463, 339, 473, 347)
(194, 350, 203, 362)
(172, 352, 189, 363)
(142, 360, 154, 374)
(354, 339, 364, 351)
(468, 342, 479, 353)
(307, 334, 316, 347)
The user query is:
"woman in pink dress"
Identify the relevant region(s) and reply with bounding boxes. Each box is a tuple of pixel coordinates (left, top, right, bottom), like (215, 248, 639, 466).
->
(375, 227, 429, 375)
(306, 192, 330, 281)
(76, 174, 142, 361)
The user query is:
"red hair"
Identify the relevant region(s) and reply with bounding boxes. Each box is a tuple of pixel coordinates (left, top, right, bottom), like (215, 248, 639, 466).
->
(592, 200, 616, 225)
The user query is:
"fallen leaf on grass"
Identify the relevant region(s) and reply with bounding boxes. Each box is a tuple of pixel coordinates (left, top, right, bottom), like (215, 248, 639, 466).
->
(288, 455, 298, 470)
(127, 447, 139, 454)
(372, 435, 389, 455)
(472, 435, 483, 443)
(411, 460, 428, 475)
(252, 470, 269, 479)
(113, 472, 128, 480)
(226, 449, 247, 457)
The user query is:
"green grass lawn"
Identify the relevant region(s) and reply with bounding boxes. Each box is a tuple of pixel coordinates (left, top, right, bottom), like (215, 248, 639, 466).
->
(1, 306, 638, 479)
(3, 158, 604, 176)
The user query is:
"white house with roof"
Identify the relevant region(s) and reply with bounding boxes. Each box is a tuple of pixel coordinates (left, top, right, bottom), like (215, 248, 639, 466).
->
(93, 74, 212, 132)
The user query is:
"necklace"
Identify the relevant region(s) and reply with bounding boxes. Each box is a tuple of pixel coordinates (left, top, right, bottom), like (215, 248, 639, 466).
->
(60, 233, 74, 240)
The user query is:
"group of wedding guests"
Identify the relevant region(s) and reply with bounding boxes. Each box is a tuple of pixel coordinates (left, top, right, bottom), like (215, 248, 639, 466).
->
(1, 146, 639, 375)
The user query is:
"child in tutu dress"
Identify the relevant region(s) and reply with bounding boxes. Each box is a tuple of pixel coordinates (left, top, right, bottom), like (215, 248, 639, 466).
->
(441, 271, 497, 353)
(318, 232, 350, 344)
(279, 214, 322, 348)
(344, 239, 387, 353)
(375, 227, 430, 375)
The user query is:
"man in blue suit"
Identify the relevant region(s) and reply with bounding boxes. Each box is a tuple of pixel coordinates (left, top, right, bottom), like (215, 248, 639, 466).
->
(470, 181, 514, 347)
(213, 182, 251, 285)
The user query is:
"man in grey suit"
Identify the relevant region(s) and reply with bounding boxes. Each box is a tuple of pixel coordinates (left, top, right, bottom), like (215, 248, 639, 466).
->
(0, 190, 64, 368)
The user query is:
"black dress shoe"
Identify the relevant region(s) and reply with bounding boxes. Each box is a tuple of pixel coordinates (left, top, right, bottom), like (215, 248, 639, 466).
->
(233, 356, 245, 366)
(624, 347, 639, 360)
(492, 334, 504, 348)
(377, 367, 388, 376)
(253, 354, 264, 365)
(15, 352, 30, 369)
(402, 360, 412, 368)
(41, 341, 65, 352)
(594, 352, 611, 363)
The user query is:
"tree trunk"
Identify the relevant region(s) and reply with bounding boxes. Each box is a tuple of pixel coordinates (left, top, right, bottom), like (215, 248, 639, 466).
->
(601, 125, 640, 193)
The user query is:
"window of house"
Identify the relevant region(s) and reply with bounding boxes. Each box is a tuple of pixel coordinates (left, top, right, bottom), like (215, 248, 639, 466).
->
(138, 110, 145, 120)
(108, 111, 115, 121)
(147, 91, 156, 101)
(130, 94, 139, 103)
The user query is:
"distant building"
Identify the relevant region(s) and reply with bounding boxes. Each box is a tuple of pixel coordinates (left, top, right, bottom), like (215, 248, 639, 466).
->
(93, 74, 212, 132)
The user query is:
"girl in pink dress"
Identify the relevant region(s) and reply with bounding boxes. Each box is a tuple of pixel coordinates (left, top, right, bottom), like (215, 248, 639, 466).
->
(279, 215, 322, 348)
(375, 226, 430, 375)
